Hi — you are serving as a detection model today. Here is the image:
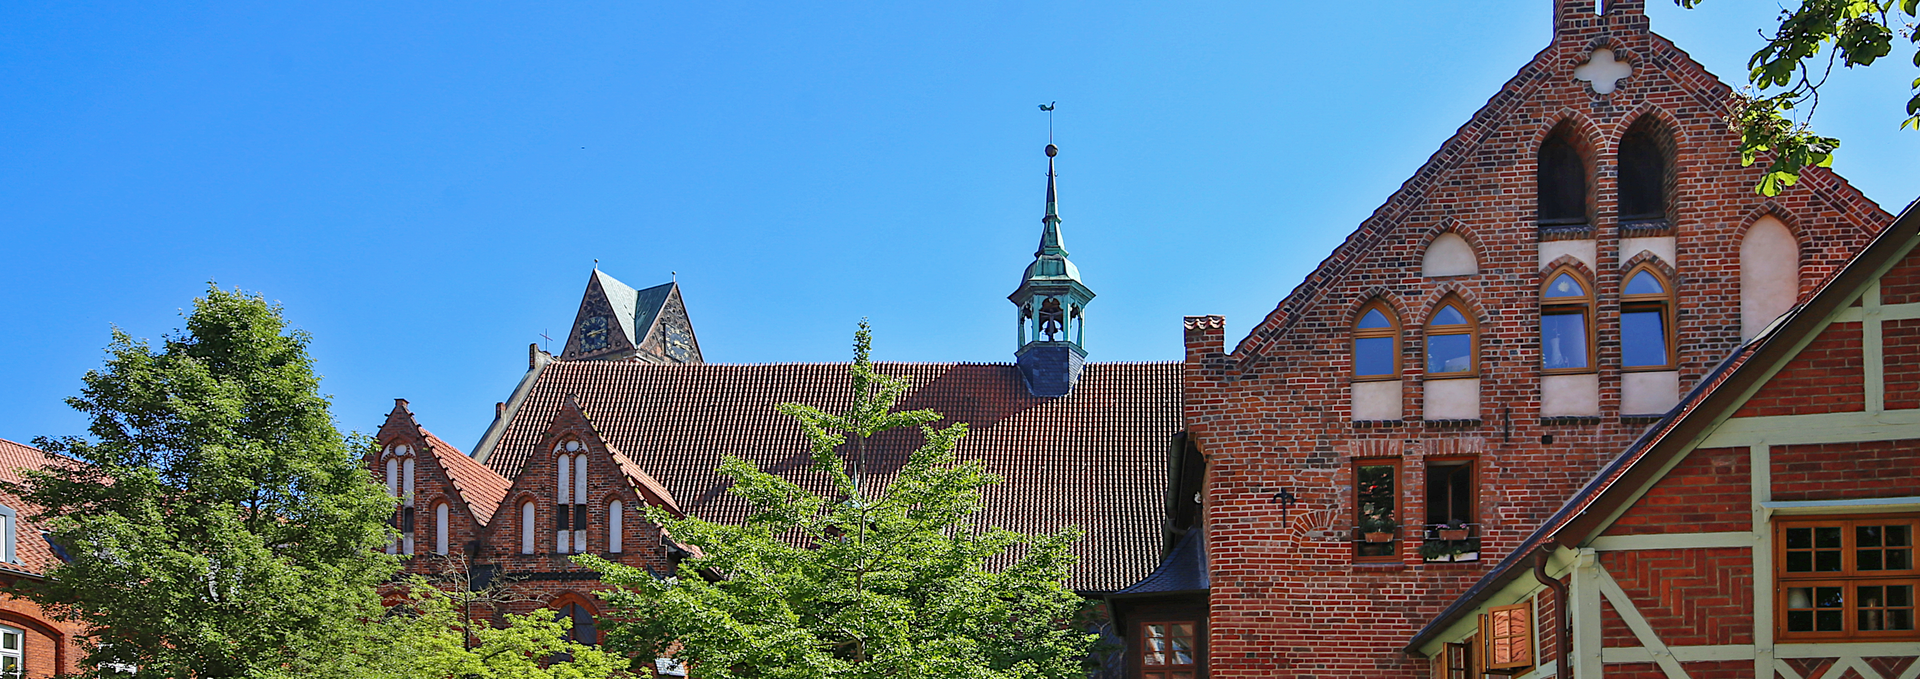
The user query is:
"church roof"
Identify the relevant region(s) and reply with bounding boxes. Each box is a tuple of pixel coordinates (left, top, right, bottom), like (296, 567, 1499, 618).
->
(420, 430, 510, 527)
(479, 360, 1182, 593)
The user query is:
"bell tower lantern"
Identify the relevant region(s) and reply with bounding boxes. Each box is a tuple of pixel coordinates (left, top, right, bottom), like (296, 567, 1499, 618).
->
(1010, 143, 1095, 397)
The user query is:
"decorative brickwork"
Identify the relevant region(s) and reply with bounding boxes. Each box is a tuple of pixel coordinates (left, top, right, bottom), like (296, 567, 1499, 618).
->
(1597, 548, 1754, 648)
(1184, 1, 1889, 675)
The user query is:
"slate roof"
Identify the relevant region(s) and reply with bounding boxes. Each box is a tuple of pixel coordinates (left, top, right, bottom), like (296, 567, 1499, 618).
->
(0, 438, 82, 578)
(420, 430, 510, 527)
(1112, 528, 1208, 596)
(1406, 196, 1920, 653)
(480, 360, 1183, 593)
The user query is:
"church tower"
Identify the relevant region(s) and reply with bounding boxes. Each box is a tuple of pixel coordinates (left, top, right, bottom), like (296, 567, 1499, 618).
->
(559, 269, 703, 364)
(1009, 143, 1094, 397)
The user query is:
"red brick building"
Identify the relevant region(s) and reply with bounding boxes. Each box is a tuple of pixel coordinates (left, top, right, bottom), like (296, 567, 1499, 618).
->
(0, 438, 94, 678)
(1181, 1, 1895, 676)
(1410, 198, 1920, 679)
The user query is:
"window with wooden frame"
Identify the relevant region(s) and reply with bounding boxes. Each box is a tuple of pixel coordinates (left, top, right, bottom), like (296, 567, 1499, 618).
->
(1425, 299, 1477, 378)
(1479, 602, 1534, 674)
(1354, 459, 1400, 561)
(1140, 621, 1198, 679)
(1422, 460, 1478, 562)
(1541, 268, 1595, 373)
(1353, 300, 1401, 380)
(1431, 641, 1473, 679)
(1621, 265, 1676, 371)
(1777, 516, 1920, 640)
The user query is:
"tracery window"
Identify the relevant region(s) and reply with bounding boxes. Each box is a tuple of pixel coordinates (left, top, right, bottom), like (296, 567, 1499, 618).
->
(1141, 621, 1197, 679)
(1425, 300, 1476, 378)
(1621, 265, 1675, 370)
(555, 441, 588, 554)
(1353, 301, 1400, 380)
(1777, 516, 1919, 640)
(384, 444, 415, 555)
(1541, 268, 1595, 373)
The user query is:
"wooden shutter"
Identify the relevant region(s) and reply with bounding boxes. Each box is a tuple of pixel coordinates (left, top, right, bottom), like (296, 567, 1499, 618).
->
(1479, 602, 1534, 672)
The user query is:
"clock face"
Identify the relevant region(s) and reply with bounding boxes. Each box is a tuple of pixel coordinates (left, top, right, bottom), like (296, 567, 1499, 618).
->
(662, 321, 694, 362)
(580, 315, 611, 352)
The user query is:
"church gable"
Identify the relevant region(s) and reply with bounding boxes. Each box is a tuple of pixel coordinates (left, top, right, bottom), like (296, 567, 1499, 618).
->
(371, 399, 506, 560)
(560, 271, 701, 365)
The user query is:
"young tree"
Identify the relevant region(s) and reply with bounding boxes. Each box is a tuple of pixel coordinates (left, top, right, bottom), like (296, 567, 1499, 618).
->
(579, 323, 1095, 679)
(5, 285, 401, 678)
(329, 574, 634, 679)
(1679, 0, 1919, 195)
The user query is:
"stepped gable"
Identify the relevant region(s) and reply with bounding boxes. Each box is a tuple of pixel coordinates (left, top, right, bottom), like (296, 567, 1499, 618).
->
(0, 438, 77, 577)
(480, 360, 1182, 593)
(1225, 5, 1894, 366)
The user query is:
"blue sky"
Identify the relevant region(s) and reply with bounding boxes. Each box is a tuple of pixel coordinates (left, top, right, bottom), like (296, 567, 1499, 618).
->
(3, 1, 1916, 451)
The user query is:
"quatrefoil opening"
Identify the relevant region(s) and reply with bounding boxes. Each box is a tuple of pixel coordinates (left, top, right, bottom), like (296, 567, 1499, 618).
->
(1573, 48, 1632, 94)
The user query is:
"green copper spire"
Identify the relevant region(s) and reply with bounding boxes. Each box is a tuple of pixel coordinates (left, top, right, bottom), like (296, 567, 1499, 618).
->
(1010, 142, 1095, 397)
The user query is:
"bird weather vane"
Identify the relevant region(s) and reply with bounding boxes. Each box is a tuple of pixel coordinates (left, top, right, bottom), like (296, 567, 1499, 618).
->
(1038, 101, 1056, 142)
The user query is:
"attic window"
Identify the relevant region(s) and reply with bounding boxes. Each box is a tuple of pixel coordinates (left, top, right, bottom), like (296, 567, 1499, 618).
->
(0, 504, 14, 564)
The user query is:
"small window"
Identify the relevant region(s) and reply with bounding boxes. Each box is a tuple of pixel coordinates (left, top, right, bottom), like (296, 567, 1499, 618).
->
(1141, 621, 1198, 679)
(1480, 602, 1534, 673)
(0, 625, 20, 678)
(1538, 130, 1589, 226)
(1777, 516, 1920, 640)
(555, 602, 599, 646)
(1422, 461, 1478, 562)
(1353, 302, 1401, 380)
(1621, 266, 1675, 370)
(0, 504, 16, 564)
(608, 500, 624, 554)
(433, 502, 449, 556)
(1541, 269, 1594, 373)
(1618, 123, 1670, 222)
(1426, 301, 1476, 378)
(1435, 641, 1473, 679)
(1354, 460, 1400, 561)
(520, 501, 536, 555)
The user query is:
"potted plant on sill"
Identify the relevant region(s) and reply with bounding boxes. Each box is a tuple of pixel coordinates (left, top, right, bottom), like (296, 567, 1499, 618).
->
(1359, 515, 1398, 543)
(1437, 519, 1470, 542)
(1419, 540, 1468, 562)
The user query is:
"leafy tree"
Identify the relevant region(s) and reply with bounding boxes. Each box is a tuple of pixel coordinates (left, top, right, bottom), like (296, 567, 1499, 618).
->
(579, 322, 1095, 679)
(1679, 0, 1919, 195)
(328, 575, 634, 679)
(4, 285, 400, 678)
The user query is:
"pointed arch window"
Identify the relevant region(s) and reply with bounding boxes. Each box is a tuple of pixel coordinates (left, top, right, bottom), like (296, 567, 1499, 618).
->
(1621, 265, 1676, 370)
(1426, 300, 1477, 378)
(1538, 129, 1590, 227)
(1618, 120, 1672, 223)
(1353, 301, 1400, 380)
(556, 602, 599, 646)
(433, 502, 450, 556)
(1542, 269, 1595, 373)
(555, 441, 588, 554)
(520, 501, 536, 555)
(383, 444, 415, 555)
(608, 499, 624, 554)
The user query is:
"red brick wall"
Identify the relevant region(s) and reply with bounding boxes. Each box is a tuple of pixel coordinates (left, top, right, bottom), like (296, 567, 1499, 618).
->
(1183, 2, 1887, 676)
(1605, 447, 1749, 536)
(0, 593, 83, 677)
(1878, 255, 1920, 305)
(1597, 548, 1753, 648)
(1732, 322, 1864, 418)
(1772, 439, 1920, 502)
(1883, 318, 1920, 410)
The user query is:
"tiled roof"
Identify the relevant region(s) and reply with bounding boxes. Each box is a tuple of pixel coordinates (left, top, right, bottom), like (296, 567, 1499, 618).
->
(420, 430, 510, 527)
(1112, 529, 1208, 596)
(483, 361, 1183, 593)
(0, 438, 84, 577)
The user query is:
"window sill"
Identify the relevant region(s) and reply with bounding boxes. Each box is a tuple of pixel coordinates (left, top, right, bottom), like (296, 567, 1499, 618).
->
(1537, 223, 1594, 241)
(1621, 365, 1678, 373)
(1620, 414, 1666, 425)
(1619, 218, 1673, 237)
(1541, 368, 1598, 377)
(1352, 419, 1406, 428)
(1420, 374, 1479, 382)
(1423, 418, 1482, 429)
(1541, 415, 1601, 426)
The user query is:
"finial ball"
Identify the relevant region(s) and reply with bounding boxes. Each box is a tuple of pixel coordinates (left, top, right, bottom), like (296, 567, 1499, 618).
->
(1044, 143, 1058, 157)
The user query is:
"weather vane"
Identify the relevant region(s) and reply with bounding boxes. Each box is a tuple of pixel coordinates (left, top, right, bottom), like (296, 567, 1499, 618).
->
(1038, 101, 1056, 143)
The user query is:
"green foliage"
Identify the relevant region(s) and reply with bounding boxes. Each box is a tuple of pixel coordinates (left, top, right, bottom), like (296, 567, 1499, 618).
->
(328, 577, 634, 679)
(580, 322, 1096, 679)
(3, 285, 401, 678)
(1679, 0, 1919, 195)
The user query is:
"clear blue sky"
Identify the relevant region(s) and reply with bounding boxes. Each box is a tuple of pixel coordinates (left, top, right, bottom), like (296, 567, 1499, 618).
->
(4, 1, 1916, 451)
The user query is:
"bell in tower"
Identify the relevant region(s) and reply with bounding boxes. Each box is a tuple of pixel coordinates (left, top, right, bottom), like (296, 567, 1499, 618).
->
(1009, 142, 1095, 397)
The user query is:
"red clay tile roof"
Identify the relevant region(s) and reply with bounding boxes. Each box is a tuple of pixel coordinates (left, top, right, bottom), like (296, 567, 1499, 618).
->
(0, 438, 85, 577)
(599, 437, 684, 517)
(420, 430, 510, 527)
(481, 361, 1183, 593)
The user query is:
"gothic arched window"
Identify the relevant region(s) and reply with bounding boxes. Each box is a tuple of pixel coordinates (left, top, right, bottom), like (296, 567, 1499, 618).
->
(1618, 119, 1673, 223)
(1621, 265, 1675, 370)
(1741, 215, 1801, 339)
(1538, 127, 1589, 226)
(1353, 301, 1400, 380)
(608, 499, 624, 554)
(433, 501, 450, 556)
(384, 444, 415, 555)
(1542, 268, 1595, 373)
(1426, 300, 1477, 378)
(519, 501, 536, 555)
(555, 602, 598, 646)
(555, 440, 588, 554)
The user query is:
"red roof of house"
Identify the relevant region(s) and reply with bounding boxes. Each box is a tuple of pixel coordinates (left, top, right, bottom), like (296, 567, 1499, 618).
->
(0, 437, 84, 577)
(419, 430, 510, 526)
(478, 360, 1183, 593)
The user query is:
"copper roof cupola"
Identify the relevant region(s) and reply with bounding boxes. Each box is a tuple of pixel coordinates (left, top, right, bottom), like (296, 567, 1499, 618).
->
(1009, 142, 1095, 397)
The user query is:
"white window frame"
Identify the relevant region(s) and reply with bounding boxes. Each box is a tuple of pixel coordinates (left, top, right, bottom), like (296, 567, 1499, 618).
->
(0, 623, 23, 678)
(0, 504, 17, 564)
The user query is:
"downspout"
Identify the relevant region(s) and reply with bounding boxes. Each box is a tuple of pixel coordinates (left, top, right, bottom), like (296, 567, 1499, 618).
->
(1532, 549, 1572, 679)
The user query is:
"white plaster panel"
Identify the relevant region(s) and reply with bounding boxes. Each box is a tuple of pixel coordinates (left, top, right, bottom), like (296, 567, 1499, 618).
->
(1539, 239, 1597, 271)
(1620, 236, 1675, 269)
(1621, 370, 1680, 416)
(1351, 380, 1403, 421)
(1542, 373, 1601, 417)
(1423, 232, 1479, 277)
(1424, 378, 1480, 421)
(1741, 216, 1800, 340)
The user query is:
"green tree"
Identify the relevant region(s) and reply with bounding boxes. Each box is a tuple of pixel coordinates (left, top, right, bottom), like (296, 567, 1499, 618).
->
(579, 323, 1094, 679)
(1679, 0, 1919, 195)
(5, 285, 401, 678)
(329, 575, 634, 679)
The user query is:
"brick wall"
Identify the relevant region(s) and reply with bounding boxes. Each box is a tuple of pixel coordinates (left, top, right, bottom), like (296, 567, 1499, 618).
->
(1731, 322, 1864, 418)
(1184, 1, 1888, 675)
(1597, 548, 1754, 648)
(0, 594, 82, 677)
(1604, 446, 1748, 536)
(1772, 439, 1920, 502)
(1883, 318, 1920, 409)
